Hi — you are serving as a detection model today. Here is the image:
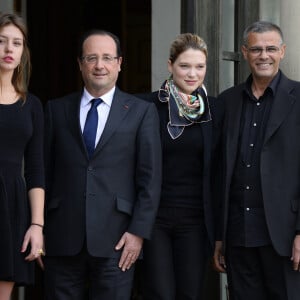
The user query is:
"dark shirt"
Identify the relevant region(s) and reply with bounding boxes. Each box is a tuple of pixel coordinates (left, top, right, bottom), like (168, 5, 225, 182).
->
(135, 91, 205, 210)
(228, 72, 280, 247)
(160, 108, 204, 209)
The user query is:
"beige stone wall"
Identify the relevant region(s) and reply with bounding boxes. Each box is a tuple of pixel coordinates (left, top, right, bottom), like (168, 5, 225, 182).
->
(259, 0, 300, 81)
(0, 0, 13, 13)
(279, 0, 300, 80)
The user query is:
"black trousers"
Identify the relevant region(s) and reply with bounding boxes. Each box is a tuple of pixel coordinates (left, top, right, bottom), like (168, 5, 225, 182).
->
(44, 247, 135, 300)
(226, 245, 300, 300)
(141, 206, 209, 300)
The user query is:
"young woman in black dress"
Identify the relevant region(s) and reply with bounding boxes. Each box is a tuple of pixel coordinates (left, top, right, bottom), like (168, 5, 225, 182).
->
(0, 12, 45, 300)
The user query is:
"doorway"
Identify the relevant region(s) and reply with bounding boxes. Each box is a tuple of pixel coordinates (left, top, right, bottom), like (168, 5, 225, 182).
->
(27, 0, 151, 105)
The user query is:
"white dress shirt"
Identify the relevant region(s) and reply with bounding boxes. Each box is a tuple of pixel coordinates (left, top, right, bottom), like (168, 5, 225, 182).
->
(80, 87, 115, 147)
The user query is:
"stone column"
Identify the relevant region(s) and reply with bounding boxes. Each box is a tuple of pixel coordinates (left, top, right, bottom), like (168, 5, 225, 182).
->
(151, 0, 181, 91)
(279, 0, 300, 80)
(0, 0, 13, 13)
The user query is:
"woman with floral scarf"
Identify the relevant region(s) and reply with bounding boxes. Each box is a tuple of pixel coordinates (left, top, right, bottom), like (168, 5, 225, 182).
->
(137, 33, 222, 300)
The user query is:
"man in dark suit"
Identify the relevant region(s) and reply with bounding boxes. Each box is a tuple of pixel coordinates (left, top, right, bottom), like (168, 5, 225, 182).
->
(43, 29, 162, 300)
(213, 21, 300, 299)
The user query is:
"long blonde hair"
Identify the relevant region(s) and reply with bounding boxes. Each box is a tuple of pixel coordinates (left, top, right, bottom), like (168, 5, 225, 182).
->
(0, 12, 31, 101)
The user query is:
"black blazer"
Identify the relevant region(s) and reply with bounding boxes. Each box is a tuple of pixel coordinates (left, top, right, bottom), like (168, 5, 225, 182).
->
(136, 91, 223, 248)
(219, 71, 300, 256)
(44, 88, 162, 258)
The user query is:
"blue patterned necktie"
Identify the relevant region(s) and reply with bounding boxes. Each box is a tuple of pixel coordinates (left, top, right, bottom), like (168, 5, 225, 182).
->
(83, 98, 102, 158)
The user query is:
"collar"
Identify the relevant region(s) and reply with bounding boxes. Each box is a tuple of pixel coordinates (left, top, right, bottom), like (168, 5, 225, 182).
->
(244, 71, 281, 99)
(81, 87, 115, 108)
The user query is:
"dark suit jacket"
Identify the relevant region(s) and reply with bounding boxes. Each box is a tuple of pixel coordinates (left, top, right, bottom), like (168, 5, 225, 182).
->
(44, 87, 162, 258)
(136, 91, 223, 248)
(219, 71, 300, 256)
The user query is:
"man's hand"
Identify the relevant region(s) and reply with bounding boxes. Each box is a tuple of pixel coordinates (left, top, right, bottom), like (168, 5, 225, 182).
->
(115, 232, 143, 271)
(291, 235, 300, 271)
(213, 241, 226, 273)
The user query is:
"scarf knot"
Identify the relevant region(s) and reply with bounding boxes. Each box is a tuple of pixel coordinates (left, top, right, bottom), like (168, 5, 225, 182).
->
(158, 79, 212, 139)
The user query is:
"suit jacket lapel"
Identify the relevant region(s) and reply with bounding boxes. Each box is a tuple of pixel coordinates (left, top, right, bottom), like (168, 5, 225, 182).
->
(226, 88, 244, 170)
(64, 93, 88, 157)
(94, 88, 131, 154)
(200, 120, 212, 171)
(263, 75, 296, 144)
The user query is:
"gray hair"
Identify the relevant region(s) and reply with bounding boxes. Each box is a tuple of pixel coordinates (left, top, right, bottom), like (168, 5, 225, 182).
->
(243, 21, 284, 46)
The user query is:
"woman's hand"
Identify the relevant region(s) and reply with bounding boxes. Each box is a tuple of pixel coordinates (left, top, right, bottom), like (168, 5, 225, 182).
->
(21, 224, 45, 263)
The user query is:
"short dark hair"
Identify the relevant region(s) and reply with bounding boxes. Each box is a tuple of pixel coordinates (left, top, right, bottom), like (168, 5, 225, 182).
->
(77, 29, 122, 59)
(243, 21, 284, 46)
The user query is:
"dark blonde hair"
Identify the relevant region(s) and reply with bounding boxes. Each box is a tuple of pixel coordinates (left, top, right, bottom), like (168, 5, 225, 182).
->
(169, 33, 208, 63)
(0, 12, 31, 101)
